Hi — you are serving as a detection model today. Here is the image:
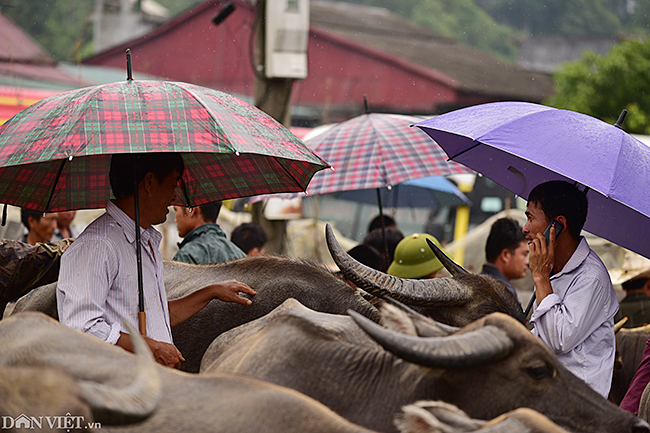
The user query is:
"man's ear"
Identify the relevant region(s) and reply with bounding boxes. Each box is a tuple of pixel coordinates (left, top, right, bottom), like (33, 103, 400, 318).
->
(499, 248, 511, 263)
(27, 215, 38, 229)
(142, 172, 156, 196)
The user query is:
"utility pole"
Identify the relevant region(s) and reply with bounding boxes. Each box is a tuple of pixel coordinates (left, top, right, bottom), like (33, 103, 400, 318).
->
(250, 0, 308, 254)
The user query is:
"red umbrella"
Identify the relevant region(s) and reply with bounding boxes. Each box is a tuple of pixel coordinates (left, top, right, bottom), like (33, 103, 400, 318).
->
(0, 53, 329, 333)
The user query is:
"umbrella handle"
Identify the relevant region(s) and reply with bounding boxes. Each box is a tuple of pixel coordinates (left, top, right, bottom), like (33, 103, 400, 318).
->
(139, 311, 147, 337)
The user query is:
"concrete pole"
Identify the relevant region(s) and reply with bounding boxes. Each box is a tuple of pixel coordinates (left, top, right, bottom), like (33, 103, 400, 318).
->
(251, 0, 295, 255)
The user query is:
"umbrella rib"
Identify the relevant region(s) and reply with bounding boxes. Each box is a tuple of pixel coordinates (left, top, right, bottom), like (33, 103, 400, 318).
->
(448, 140, 482, 160)
(43, 158, 67, 212)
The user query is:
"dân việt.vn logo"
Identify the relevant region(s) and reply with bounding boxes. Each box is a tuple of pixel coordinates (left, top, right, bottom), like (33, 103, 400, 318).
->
(1, 413, 101, 430)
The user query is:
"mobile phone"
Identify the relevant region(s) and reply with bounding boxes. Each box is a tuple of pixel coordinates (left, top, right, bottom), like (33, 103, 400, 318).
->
(543, 220, 564, 245)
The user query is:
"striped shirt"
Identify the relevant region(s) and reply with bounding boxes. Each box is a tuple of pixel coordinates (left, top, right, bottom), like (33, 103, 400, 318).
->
(530, 237, 618, 398)
(57, 201, 172, 344)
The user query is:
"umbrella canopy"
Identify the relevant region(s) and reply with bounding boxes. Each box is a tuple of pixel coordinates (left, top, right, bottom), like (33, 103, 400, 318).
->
(0, 78, 329, 335)
(302, 113, 472, 195)
(415, 101, 650, 259)
(0, 80, 329, 212)
(333, 176, 471, 209)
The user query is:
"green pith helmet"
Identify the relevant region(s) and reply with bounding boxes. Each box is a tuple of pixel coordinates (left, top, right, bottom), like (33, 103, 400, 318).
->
(387, 233, 448, 279)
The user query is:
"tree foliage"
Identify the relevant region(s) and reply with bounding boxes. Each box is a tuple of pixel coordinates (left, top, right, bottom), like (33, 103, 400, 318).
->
(546, 38, 650, 134)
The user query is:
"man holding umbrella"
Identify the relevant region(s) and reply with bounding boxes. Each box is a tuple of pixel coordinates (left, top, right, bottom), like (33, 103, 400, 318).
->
(57, 153, 256, 369)
(524, 181, 618, 398)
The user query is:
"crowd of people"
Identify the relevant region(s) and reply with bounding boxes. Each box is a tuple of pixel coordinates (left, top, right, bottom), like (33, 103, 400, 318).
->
(9, 153, 650, 415)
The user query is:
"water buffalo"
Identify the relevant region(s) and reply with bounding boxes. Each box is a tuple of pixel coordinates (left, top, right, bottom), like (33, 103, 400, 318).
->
(11, 255, 381, 372)
(201, 298, 649, 433)
(0, 312, 385, 433)
(396, 401, 571, 433)
(0, 316, 160, 427)
(325, 224, 526, 326)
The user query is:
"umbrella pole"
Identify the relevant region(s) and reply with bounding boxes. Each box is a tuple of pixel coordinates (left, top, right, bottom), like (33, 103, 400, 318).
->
(133, 159, 146, 337)
(376, 188, 389, 270)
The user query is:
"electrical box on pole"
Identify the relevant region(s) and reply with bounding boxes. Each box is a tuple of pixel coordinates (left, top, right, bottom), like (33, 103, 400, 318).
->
(264, 0, 309, 79)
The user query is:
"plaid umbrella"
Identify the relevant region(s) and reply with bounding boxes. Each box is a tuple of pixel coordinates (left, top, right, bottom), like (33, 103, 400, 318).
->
(0, 80, 329, 212)
(0, 78, 329, 334)
(251, 112, 472, 265)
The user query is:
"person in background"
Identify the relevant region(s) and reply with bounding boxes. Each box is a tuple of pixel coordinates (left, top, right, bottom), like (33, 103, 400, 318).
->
(387, 233, 447, 279)
(20, 208, 58, 245)
(337, 244, 384, 287)
(525, 180, 617, 398)
(367, 214, 397, 234)
(51, 210, 78, 241)
(611, 252, 650, 329)
(362, 226, 404, 272)
(481, 217, 529, 302)
(231, 222, 268, 256)
(173, 201, 246, 265)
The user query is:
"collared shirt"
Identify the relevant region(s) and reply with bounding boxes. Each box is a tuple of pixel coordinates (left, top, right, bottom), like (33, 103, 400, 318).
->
(57, 201, 172, 345)
(530, 237, 618, 398)
(480, 262, 518, 302)
(173, 223, 245, 265)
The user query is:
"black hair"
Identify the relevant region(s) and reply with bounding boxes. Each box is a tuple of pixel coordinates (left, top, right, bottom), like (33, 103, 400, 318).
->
(527, 181, 587, 241)
(197, 201, 222, 223)
(362, 227, 404, 271)
(20, 208, 42, 228)
(231, 222, 268, 254)
(623, 277, 650, 291)
(367, 215, 397, 233)
(485, 217, 526, 262)
(109, 153, 185, 199)
(346, 244, 384, 271)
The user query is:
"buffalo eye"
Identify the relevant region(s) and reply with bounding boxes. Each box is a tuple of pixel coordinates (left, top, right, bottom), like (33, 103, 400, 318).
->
(527, 366, 552, 380)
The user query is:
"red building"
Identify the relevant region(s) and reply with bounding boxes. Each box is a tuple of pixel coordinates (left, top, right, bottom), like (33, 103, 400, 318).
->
(84, 1, 554, 125)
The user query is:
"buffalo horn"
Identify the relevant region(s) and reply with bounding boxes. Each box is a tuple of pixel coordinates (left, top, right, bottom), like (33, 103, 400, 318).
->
(381, 295, 460, 335)
(326, 223, 471, 306)
(77, 319, 161, 424)
(349, 310, 514, 369)
(425, 238, 469, 276)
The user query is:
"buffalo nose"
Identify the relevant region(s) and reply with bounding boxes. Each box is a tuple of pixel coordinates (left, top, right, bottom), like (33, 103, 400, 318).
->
(632, 418, 650, 433)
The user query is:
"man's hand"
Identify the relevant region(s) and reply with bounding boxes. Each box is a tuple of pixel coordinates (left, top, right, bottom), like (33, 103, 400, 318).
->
(116, 332, 184, 369)
(168, 280, 257, 328)
(207, 280, 257, 306)
(146, 338, 185, 369)
(529, 225, 556, 305)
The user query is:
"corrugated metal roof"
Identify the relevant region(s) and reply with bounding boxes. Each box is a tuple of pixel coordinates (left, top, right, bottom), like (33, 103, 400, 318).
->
(310, 1, 553, 101)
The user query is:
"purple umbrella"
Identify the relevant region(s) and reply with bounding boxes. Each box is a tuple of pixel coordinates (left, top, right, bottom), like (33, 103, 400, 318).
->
(415, 101, 650, 259)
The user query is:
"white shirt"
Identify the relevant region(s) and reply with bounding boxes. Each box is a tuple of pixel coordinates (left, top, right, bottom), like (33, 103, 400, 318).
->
(530, 237, 618, 397)
(57, 201, 172, 345)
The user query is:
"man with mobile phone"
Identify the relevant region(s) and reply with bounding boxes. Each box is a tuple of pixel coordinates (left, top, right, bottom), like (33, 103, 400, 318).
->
(523, 180, 618, 398)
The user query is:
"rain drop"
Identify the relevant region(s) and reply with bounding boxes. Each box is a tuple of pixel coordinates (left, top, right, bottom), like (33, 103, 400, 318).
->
(387, 185, 393, 190)
(68, 155, 73, 161)
(235, 151, 240, 156)
(514, 195, 519, 199)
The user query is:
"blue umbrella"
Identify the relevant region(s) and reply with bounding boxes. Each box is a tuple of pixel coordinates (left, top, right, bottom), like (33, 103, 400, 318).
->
(333, 176, 471, 210)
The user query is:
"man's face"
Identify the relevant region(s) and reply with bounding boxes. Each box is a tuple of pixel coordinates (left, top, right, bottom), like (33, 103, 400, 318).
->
(503, 240, 529, 280)
(174, 206, 193, 238)
(150, 170, 182, 225)
(523, 202, 550, 243)
(29, 213, 58, 243)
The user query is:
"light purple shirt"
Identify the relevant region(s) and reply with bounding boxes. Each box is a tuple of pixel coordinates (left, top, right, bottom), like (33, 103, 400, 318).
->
(57, 201, 172, 345)
(530, 237, 618, 398)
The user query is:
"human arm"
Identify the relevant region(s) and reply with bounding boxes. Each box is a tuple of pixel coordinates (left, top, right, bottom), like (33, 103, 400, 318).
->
(530, 273, 611, 355)
(529, 228, 556, 306)
(56, 239, 123, 344)
(116, 332, 184, 369)
(168, 279, 256, 328)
